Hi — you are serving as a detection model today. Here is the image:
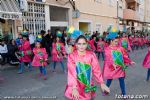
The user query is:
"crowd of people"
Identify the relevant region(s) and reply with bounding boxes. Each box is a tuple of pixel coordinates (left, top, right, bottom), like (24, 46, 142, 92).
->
(0, 28, 150, 99)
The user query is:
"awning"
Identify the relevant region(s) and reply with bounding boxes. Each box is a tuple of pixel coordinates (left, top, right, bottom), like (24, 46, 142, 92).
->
(0, 0, 22, 20)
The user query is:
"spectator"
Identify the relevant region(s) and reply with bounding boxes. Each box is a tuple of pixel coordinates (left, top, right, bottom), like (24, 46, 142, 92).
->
(29, 32, 36, 49)
(7, 39, 19, 65)
(0, 40, 8, 65)
(41, 30, 53, 56)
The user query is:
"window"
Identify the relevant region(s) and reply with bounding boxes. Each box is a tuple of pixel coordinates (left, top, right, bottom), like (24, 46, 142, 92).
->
(96, 24, 101, 33)
(22, 2, 45, 35)
(108, 0, 114, 6)
(36, 0, 42, 2)
(95, 0, 102, 3)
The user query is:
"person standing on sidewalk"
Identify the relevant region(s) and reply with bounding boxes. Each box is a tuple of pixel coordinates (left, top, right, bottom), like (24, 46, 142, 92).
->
(29, 32, 36, 49)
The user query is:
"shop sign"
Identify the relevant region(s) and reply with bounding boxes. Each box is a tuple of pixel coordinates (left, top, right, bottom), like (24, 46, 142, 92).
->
(0, 13, 22, 19)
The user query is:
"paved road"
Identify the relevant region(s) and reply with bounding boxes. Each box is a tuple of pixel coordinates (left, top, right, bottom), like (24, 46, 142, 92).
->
(0, 48, 150, 100)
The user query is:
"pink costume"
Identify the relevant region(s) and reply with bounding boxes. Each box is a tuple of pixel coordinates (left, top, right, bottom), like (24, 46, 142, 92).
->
(143, 48, 150, 68)
(138, 37, 143, 46)
(128, 37, 133, 46)
(103, 46, 132, 79)
(142, 38, 146, 45)
(119, 37, 132, 51)
(88, 39, 96, 51)
(97, 40, 105, 52)
(51, 42, 66, 62)
(65, 50, 104, 100)
(19, 40, 32, 62)
(32, 48, 48, 67)
(133, 37, 139, 45)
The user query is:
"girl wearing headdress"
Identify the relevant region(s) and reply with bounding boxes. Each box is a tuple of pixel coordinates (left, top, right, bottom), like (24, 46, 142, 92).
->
(119, 32, 132, 52)
(32, 36, 48, 80)
(65, 38, 76, 55)
(51, 31, 66, 73)
(18, 31, 32, 74)
(88, 35, 97, 52)
(65, 33, 110, 100)
(103, 32, 135, 97)
(128, 35, 134, 51)
(96, 38, 106, 60)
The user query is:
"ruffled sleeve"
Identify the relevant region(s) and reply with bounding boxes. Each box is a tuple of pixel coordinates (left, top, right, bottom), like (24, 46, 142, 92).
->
(67, 53, 77, 87)
(91, 52, 104, 84)
(43, 48, 48, 60)
(121, 47, 132, 65)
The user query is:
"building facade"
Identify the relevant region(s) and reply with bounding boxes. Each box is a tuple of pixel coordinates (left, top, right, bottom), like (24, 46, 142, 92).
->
(144, 0, 150, 31)
(122, 0, 145, 33)
(21, 0, 72, 35)
(22, 0, 46, 34)
(0, 0, 22, 39)
(22, 0, 150, 35)
(73, 0, 121, 34)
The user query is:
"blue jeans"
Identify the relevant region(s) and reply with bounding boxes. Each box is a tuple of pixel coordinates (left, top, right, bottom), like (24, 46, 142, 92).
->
(146, 68, 150, 81)
(39, 66, 46, 75)
(106, 77, 126, 95)
(53, 61, 65, 72)
(18, 62, 32, 73)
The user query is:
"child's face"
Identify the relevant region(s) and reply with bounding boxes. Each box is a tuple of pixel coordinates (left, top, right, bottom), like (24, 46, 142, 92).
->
(23, 37, 27, 40)
(76, 38, 87, 52)
(36, 42, 41, 48)
(56, 37, 60, 42)
(111, 39, 119, 46)
(12, 40, 15, 45)
(19, 35, 22, 39)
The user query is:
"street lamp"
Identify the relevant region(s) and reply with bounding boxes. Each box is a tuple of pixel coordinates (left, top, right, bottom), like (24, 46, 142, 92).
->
(117, 0, 119, 30)
(117, 0, 119, 19)
(69, 0, 76, 10)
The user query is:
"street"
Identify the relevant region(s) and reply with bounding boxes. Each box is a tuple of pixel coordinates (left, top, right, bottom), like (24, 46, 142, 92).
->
(0, 48, 150, 100)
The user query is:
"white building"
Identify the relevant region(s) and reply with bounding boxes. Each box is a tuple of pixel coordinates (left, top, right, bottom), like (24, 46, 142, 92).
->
(22, 0, 73, 35)
(0, 0, 22, 39)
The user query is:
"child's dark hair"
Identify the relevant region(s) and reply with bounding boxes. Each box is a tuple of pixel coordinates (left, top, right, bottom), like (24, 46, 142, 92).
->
(36, 41, 43, 48)
(53, 36, 62, 43)
(107, 37, 119, 45)
(75, 35, 87, 43)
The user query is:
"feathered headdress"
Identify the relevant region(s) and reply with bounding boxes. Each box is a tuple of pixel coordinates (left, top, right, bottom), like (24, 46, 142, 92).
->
(36, 34, 42, 42)
(106, 27, 119, 40)
(21, 30, 29, 36)
(66, 26, 84, 40)
(56, 31, 62, 37)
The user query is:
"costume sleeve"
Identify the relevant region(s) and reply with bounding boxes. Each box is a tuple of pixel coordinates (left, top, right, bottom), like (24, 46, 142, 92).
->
(33, 48, 41, 59)
(23, 42, 31, 55)
(61, 43, 66, 56)
(121, 47, 132, 65)
(51, 43, 58, 55)
(148, 47, 150, 52)
(127, 39, 132, 51)
(43, 48, 48, 60)
(91, 53, 104, 84)
(67, 54, 77, 87)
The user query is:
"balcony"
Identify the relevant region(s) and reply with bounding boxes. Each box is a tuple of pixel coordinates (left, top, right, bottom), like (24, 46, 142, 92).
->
(123, 9, 140, 21)
(125, 0, 140, 4)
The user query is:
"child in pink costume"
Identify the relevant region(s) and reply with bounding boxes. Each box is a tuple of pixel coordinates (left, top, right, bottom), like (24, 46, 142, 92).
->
(65, 35, 110, 100)
(32, 41, 48, 80)
(143, 47, 150, 81)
